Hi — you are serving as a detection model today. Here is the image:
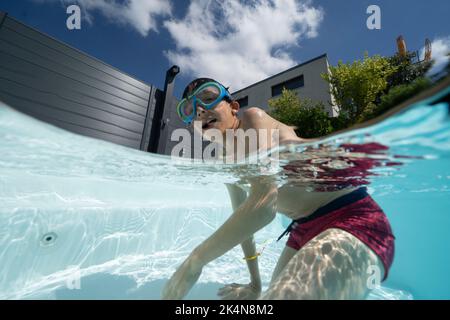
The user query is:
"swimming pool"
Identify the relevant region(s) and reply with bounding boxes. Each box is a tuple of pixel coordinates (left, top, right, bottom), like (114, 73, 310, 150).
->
(0, 86, 449, 300)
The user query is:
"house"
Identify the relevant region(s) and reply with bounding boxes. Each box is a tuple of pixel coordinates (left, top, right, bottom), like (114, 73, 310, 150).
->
(232, 54, 338, 117)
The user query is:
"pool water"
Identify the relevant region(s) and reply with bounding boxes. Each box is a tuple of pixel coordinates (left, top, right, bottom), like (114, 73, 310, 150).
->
(0, 88, 449, 300)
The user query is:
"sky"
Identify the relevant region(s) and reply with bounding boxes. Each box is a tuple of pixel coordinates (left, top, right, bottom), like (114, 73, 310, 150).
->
(1, 0, 449, 97)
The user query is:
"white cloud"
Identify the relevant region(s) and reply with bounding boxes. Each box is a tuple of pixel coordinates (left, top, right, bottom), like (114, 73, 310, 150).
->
(34, 0, 172, 36)
(164, 0, 324, 91)
(421, 37, 450, 76)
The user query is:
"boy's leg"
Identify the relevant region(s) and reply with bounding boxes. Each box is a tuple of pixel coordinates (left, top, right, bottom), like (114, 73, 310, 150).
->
(261, 228, 384, 300)
(269, 245, 297, 285)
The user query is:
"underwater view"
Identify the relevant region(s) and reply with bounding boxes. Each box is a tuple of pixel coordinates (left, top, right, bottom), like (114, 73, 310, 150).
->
(1, 85, 449, 300)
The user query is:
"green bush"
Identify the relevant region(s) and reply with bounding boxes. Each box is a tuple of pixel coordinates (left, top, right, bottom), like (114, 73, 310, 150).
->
(268, 88, 333, 138)
(387, 52, 431, 88)
(296, 104, 334, 138)
(268, 53, 435, 138)
(322, 52, 398, 124)
(359, 77, 432, 122)
(329, 113, 351, 132)
(268, 88, 301, 125)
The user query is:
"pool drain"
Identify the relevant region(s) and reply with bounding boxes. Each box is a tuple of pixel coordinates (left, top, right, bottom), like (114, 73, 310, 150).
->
(40, 232, 58, 247)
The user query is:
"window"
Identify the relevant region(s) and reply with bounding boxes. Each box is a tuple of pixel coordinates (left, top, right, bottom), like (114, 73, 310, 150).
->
(271, 75, 304, 97)
(236, 96, 248, 108)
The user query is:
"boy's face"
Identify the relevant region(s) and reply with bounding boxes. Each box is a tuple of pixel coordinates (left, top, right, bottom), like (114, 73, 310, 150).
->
(193, 99, 240, 138)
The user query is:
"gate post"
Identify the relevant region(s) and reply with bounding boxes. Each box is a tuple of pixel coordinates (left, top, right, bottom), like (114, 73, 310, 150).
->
(147, 65, 179, 154)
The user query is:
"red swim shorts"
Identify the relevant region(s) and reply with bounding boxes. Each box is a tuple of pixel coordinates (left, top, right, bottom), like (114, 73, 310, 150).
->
(282, 188, 395, 281)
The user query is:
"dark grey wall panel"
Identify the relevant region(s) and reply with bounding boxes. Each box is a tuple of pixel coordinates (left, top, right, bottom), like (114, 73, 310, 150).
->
(31, 112, 142, 149)
(0, 79, 145, 133)
(0, 58, 148, 124)
(140, 87, 162, 151)
(0, 13, 156, 150)
(0, 91, 142, 141)
(0, 54, 147, 119)
(0, 41, 149, 113)
(0, 12, 6, 29)
(0, 28, 149, 102)
(2, 17, 150, 93)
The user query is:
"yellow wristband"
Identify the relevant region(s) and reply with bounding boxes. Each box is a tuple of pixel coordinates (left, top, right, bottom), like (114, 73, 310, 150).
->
(243, 252, 260, 261)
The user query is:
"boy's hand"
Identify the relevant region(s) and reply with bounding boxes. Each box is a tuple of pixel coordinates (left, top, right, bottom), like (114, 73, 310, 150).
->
(162, 255, 203, 300)
(217, 282, 261, 300)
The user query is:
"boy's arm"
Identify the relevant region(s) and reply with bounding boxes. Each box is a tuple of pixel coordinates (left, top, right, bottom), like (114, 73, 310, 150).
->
(162, 178, 277, 299)
(226, 184, 261, 291)
(194, 179, 277, 266)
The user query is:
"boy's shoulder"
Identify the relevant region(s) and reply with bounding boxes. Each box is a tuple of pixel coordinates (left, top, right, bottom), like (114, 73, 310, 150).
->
(241, 107, 300, 142)
(241, 106, 286, 129)
(241, 107, 270, 128)
(241, 106, 266, 117)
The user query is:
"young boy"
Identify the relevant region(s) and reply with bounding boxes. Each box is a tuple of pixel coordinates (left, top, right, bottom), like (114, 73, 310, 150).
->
(162, 78, 395, 300)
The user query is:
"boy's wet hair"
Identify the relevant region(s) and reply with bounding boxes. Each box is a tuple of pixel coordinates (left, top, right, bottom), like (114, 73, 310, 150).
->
(182, 78, 232, 102)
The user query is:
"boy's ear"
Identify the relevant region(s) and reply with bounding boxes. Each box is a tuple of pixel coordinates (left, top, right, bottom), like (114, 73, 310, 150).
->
(229, 100, 240, 115)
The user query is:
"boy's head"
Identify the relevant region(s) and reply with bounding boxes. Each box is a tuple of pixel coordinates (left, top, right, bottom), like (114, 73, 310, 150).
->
(182, 78, 230, 101)
(179, 78, 241, 136)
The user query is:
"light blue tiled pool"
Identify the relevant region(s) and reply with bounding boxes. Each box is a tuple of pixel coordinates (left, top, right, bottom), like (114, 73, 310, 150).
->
(0, 89, 449, 299)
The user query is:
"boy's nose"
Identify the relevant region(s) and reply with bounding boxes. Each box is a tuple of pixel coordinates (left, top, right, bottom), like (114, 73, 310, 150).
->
(196, 106, 207, 118)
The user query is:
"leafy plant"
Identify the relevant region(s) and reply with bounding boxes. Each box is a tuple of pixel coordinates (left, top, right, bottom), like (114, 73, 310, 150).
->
(386, 52, 431, 88)
(268, 88, 333, 138)
(322, 52, 398, 124)
(359, 77, 432, 122)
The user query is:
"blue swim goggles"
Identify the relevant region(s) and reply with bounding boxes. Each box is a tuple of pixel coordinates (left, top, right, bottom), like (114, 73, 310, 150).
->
(176, 82, 232, 124)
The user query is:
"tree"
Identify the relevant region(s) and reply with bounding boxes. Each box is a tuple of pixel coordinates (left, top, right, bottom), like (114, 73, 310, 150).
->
(268, 88, 333, 138)
(322, 53, 398, 124)
(386, 52, 431, 88)
(359, 77, 432, 122)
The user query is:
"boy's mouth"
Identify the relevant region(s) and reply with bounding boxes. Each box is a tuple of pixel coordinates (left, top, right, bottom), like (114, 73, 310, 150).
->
(202, 118, 217, 129)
